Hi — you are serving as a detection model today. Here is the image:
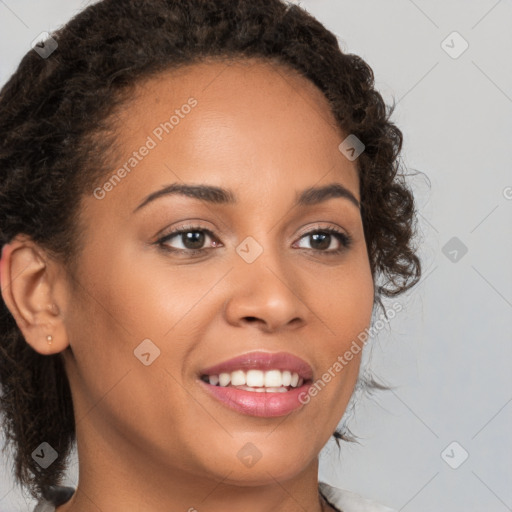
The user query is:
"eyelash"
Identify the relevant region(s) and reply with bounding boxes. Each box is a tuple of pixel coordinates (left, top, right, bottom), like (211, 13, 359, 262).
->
(155, 224, 353, 257)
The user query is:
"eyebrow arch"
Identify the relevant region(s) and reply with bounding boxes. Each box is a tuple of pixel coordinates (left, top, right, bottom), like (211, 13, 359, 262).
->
(133, 182, 360, 213)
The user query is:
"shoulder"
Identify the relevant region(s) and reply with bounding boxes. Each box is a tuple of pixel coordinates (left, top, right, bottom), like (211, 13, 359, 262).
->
(319, 481, 397, 512)
(32, 486, 75, 512)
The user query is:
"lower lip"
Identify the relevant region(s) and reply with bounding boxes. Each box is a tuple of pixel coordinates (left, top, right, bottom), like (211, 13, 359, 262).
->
(200, 380, 311, 417)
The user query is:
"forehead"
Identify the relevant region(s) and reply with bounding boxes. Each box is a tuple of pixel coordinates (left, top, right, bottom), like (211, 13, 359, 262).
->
(128, 57, 338, 122)
(90, 58, 359, 216)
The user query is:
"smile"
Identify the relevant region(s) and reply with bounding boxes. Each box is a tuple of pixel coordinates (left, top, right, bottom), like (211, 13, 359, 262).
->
(199, 351, 313, 417)
(200, 369, 304, 392)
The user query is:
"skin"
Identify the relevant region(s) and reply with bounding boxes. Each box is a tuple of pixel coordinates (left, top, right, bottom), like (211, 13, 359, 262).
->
(1, 58, 374, 512)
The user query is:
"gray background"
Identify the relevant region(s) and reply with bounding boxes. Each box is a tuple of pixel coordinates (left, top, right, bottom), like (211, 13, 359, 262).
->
(0, 1, 511, 511)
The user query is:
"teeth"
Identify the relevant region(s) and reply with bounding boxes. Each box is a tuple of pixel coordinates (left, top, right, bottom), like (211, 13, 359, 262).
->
(266, 387, 288, 393)
(237, 385, 288, 393)
(246, 370, 264, 387)
(205, 369, 303, 389)
(264, 369, 282, 387)
(231, 370, 246, 386)
(219, 372, 230, 387)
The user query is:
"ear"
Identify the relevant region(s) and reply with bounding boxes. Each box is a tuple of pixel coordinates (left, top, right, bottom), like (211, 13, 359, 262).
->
(0, 235, 70, 355)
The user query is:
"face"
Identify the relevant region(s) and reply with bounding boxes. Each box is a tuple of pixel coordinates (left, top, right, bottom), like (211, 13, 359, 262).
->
(59, 59, 374, 486)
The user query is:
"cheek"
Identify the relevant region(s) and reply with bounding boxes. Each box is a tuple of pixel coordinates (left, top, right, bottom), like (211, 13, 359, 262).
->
(332, 276, 374, 348)
(69, 245, 225, 391)
(78, 239, 212, 335)
(64, 248, 205, 436)
(313, 256, 374, 353)
(304, 254, 374, 406)
(104, 259, 223, 346)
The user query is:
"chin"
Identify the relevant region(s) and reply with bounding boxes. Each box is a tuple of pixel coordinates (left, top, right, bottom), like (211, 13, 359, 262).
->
(201, 439, 316, 486)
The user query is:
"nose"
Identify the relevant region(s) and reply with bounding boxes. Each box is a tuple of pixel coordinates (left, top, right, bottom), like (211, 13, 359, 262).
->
(222, 248, 309, 333)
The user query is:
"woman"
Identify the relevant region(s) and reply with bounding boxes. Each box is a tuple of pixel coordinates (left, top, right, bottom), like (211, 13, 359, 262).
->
(0, 1, 421, 511)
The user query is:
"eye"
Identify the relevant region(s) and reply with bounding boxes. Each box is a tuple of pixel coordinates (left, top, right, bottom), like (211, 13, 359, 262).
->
(156, 225, 220, 255)
(294, 227, 352, 254)
(155, 224, 352, 256)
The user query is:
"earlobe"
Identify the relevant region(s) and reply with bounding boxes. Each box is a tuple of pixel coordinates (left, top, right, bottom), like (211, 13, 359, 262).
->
(0, 236, 69, 355)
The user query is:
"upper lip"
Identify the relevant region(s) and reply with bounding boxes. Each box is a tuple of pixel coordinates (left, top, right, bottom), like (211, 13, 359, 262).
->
(200, 351, 313, 380)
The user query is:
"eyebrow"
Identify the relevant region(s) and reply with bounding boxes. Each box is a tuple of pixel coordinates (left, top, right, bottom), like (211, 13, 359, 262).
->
(133, 182, 360, 213)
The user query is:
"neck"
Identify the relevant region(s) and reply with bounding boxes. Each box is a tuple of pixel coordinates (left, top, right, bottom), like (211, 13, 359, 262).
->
(56, 420, 331, 512)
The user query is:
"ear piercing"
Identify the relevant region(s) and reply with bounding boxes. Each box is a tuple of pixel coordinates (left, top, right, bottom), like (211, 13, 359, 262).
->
(46, 304, 58, 345)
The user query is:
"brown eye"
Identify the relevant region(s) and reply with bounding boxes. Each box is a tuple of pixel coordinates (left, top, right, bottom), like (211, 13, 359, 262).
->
(177, 231, 206, 250)
(308, 232, 332, 251)
(156, 226, 220, 255)
(294, 228, 352, 254)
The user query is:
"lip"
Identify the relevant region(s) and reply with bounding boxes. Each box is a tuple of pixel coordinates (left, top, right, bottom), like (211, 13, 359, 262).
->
(200, 351, 313, 380)
(198, 351, 313, 418)
(200, 381, 312, 417)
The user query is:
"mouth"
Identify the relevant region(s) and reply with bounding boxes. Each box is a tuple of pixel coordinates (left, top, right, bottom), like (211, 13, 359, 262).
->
(198, 351, 313, 417)
(200, 369, 306, 392)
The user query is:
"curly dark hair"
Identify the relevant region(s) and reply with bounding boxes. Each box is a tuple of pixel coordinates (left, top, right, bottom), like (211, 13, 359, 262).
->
(0, 0, 421, 502)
